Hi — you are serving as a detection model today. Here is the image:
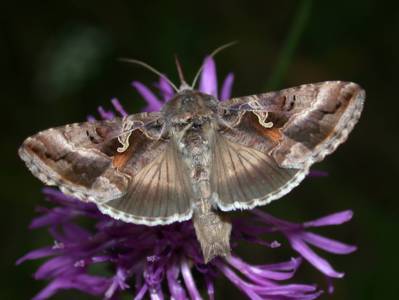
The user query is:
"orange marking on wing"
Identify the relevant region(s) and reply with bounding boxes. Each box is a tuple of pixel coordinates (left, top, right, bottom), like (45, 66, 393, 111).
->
(113, 147, 133, 169)
(262, 127, 283, 143)
(248, 112, 283, 143)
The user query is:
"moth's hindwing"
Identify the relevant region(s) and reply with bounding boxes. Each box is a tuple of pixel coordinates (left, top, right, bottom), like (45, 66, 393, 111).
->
(210, 132, 306, 211)
(99, 139, 194, 226)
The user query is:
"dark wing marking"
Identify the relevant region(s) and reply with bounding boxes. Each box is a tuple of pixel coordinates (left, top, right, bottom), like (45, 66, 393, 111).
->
(98, 140, 194, 225)
(18, 112, 161, 203)
(219, 81, 365, 169)
(210, 133, 306, 211)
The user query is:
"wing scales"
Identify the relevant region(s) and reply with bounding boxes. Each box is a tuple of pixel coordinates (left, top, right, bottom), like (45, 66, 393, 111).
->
(211, 133, 307, 211)
(220, 81, 365, 169)
(99, 141, 194, 225)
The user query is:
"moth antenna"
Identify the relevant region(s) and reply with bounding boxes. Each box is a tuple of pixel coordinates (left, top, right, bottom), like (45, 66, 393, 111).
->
(118, 58, 179, 92)
(191, 41, 238, 89)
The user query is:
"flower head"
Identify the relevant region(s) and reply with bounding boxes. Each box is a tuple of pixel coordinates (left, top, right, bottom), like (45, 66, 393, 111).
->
(19, 56, 356, 299)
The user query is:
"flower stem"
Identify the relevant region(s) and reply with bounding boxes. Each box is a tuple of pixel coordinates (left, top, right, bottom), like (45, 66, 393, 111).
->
(266, 0, 313, 90)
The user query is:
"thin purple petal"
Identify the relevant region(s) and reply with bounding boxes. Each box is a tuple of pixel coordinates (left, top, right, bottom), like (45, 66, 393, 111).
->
(227, 255, 298, 282)
(132, 81, 163, 112)
(259, 257, 302, 272)
(16, 247, 57, 265)
(251, 209, 296, 228)
(98, 106, 115, 120)
(205, 275, 215, 300)
(181, 259, 201, 300)
(111, 98, 128, 117)
(87, 115, 96, 122)
(34, 256, 75, 280)
(220, 73, 234, 100)
(326, 276, 335, 294)
(301, 232, 357, 254)
(32, 275, 109, 300)
(304, 210, 354, 228)
(157, 77, 174, 101)
(288, 236, 345, 278)
(134, 284, 148, 300)
(150, 289, 164, 300)
(199, 57, 218, 97)
(166, 263, 188, 300)
(29, 208, 73, 229)
(216, 263, 263, 300)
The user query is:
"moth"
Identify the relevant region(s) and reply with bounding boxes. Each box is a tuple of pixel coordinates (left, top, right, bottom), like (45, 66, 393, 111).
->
(19, 52, 365, 263)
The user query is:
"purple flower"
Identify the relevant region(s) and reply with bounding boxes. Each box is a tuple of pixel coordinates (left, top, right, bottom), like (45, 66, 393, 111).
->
(18, 56, 356, 299)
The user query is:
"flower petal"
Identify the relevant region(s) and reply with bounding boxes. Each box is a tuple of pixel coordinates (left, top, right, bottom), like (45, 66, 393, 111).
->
(16, 247, 57, 265)
(220, 73, 234, 100)
(300, 232, 357, 254)
(216, 263, 263, 300)
(111, 98, 128, 117)
(166, 262, 188, 300)
(32, 275, 109, 300)
(156, 76, 174, 101)
(304, 210, 354, 228)
(181, 259, 202, 300)
(34, 256, 75, 280)
(29, 208, 72, 229)
(288, 236, 344, 278)
(98, 106, 115, 120)
(132, 81, 163, 112)
(204, 275, 215, 300)
(259, 257, 302, 272)
(105, 268, 129, 299)
(227, 255, 298, 282)
(199, 57, 218, 97)
(134, 284, 148, 300)
(251, 209, 296, 228)
(87, 115, 96, 122)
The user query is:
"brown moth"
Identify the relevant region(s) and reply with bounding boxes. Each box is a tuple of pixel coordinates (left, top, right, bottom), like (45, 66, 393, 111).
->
(19, 55, 365, 263)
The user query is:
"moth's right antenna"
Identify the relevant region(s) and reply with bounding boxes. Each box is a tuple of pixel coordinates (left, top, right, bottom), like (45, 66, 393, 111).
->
(191, 41, 238, 89)
(118, 58, 179, 92)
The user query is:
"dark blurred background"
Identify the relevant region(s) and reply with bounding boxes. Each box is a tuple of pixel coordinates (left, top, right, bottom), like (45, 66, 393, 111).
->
(1, 0, 398, 299)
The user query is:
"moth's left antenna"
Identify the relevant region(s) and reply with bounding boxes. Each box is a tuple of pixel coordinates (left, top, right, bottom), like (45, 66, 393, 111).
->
(118, 58, 179, 92)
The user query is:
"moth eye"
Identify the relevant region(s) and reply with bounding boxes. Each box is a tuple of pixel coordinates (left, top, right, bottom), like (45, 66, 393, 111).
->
(192, 121, 201, 129)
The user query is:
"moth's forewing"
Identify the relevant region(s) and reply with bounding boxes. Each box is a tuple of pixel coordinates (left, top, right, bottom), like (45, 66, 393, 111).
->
(215, 81, 364, 211)
(19, 119, 130, 202)
(18, 112, 162, 204)
(219, 81, 365, 169)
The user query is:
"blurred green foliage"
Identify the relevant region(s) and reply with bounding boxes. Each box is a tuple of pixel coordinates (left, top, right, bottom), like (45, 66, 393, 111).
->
(1, 0, 398, 299)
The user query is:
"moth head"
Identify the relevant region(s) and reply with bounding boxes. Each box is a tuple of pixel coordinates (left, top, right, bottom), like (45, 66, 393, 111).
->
(163, 91, 218, 132)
